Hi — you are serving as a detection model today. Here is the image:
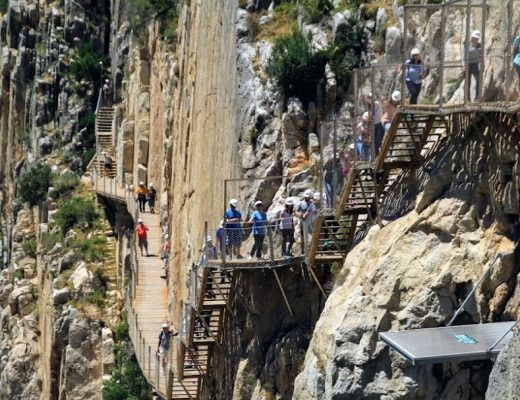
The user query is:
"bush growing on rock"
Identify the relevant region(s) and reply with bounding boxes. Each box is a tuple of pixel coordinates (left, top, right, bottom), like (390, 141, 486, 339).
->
(69, 43, 106, 85)
(51, 172, 80, 199)
(0, 0, 7, 13)
(55, 197, 99, 233)
(21, 239, 37, 258)
(18, 163, 52, 206)
(267, 28, 328, 102)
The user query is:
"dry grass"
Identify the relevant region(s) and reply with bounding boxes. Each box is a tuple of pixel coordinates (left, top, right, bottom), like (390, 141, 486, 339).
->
(256, 15, 298, 41)
(365, 0, 399, 26)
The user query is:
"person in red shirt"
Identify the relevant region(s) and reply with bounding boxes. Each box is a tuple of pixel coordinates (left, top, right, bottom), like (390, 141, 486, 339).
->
(136, 218, 149, 256)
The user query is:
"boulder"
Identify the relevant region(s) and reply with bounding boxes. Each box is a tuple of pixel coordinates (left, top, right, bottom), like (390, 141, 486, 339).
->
(68, 262, 93, 293)
(8, 285, 34, 316)
(236, 8, 249, 38)
(486, 335, 520, 400)
(52, 287, 71, 306)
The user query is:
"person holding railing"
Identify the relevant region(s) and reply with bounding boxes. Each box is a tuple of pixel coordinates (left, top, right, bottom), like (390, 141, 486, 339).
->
(224, 198, 243, 259)
(405, 48, 429, 105)
(279, 198, 295, 258)
(296, 189, 318, 251)
(513, 33, 520, 91)
(249, 200, 267, 260)
(157, 323, 178, 375)
(462, 30, 482, 101)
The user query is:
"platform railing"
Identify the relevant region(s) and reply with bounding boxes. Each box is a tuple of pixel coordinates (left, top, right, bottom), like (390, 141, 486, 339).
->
(91, 164, 134, 205)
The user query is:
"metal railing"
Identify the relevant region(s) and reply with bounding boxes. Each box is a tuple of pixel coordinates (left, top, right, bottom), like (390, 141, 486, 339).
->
(91, 164, 134, 205)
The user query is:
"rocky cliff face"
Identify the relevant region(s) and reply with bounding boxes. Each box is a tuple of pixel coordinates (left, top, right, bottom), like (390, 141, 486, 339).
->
(293, 113, 520, 399)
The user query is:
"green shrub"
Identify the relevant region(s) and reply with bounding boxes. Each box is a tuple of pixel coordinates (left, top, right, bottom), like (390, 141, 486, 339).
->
(115, 316, 130, 341)
(51, 172, 80, 198)
(77, 235, 107, 262)
(54, 197, 98, 233)
(69, 43, 106, 84)
(300, 0, 333, 23)
(21, 239, 37, 258)
(18, 164, 52, 206)
(327, 13, 368, 89)
(85, 289, 105, 307)
(0, 0, 7, 14)
(128, 0, 179, 38)
(79, 112, 96, 147)
(266, 28, 328, 102)
(13, 269, 24, 280)
(41, 231, 63, 252)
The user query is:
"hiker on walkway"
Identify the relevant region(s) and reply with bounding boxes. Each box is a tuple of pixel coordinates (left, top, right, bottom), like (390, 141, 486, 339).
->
(279, 198, 295, 257)
(103, 79, 112, 104)
(102, 152, 113, 177)
(147, 183, 157, 214)
(364, 93, 385, 155)
(296, 189, 318, 251)
(405, 48, 429, 105)
(381, 91, 401, 130)
(204, 236, 218, 260)
(224, 199, 243, 259)
(157, 323, 178, 373)
(215, 220, 228, 258)
(356, 112, 372, 162)
(513, 33, 520, 91)
(136, 218, 149, 256)
(160, 233, 169, 279)
(249, 200, 267, 260)
(462, 30, 482, 101)
(135, 181, 148, 213)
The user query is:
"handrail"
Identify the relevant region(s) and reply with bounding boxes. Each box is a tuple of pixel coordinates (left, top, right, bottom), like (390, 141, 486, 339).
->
(95, 88, 103, 115)
(447, 253, 504, 326)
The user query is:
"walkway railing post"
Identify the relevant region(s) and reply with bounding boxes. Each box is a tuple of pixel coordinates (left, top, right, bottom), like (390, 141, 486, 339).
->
(439, 4, 446, 107)
(464, 0, 471, 104)
(267, 227, 275, 263)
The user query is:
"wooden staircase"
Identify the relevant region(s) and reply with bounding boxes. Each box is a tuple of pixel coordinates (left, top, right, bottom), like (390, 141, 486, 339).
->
(87, 106, 117, 178)
(308, 112, 448, 266)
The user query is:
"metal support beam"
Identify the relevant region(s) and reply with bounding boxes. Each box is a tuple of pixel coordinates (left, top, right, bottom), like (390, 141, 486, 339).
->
(272, 269, 294, 316)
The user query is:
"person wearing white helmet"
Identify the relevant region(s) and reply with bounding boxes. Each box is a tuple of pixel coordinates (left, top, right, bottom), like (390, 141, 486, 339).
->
(147, 183, 157, 214)
(462, 30, 482, 100)
(405, 48, 429, 105)
(279, 198, 295, 257)
(356, 111, 372, 162)
(248, 200, 267, 259)
(382, 91, 401, 131)
(135, 218, 149, 256)
(135, 181, 148, 213)
(296, 189, 318, 251)
(224, 199, 243, 259)
(157, 322, 178, 373)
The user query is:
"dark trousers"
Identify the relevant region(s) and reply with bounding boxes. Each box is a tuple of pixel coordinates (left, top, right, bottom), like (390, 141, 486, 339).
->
(406, 81, 422, 104)
(250, 234, 265, 258)
(374, 123, 385, 156)
(138, 195, 146, 212)
(280, 229, 294, 256)
(469, 63, 480, 100)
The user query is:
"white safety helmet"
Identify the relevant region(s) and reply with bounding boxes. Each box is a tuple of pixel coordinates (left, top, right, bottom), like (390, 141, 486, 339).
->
(229, 198, 238, 207)
(411, 48, 421, 56)
(206, 235, 212, 242)
(391, 90, 402, 102)
(285, 198, 294, 206)
(313, 192, 321, 200)
(149, 183, 154, 187)
(164, 233, 169, 239)
(348, 143, 355, 151)
(162, 323, 168, 328)
(472, 30, 481, 40)
(219, 220, 224, 227)
(303, 189, 313, 198)
(137, 218, 143, 223)
(362, 111, 370, 122)
(254, 200, 263, 206)
(139, 181, 144, 185)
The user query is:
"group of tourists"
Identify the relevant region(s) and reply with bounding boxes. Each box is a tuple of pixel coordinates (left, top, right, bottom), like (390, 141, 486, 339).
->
(214, 190, 319, 260)
(135, 181, 157, 213)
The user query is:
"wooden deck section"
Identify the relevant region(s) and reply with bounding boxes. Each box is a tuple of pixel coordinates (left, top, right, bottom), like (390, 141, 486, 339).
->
(206, 255, 305, 269)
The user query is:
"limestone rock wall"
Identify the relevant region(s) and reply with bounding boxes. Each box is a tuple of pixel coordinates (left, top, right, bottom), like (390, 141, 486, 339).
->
(293, 112, 520, 399)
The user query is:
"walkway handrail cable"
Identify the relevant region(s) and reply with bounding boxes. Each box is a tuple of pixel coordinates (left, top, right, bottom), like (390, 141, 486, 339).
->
(447, 252, 504, 326)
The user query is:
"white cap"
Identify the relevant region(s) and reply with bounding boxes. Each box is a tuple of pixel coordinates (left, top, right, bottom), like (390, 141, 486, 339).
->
(139, 181, 144, 185)
(149, 183, 154, 187)
(366, 92, 372, 98)
(362, 111, 370, 121)
(254, 200, 263, 206)
(105, 79, 110, 83)
(162, 323, 168, 328)
(313, 192, 320, 200)
(348, 143, 355, 150)
(164, 233, 169, 239)
(472, 30, 481, 40)
(229, 198, 238, 207)
(303, 189, 313, 198)
(391, 90, 402, 102)
(137, 218, 143, 223)
(206, 235, 212, 242)
(285, 198, 294, 206)
(411, 48, 420, 56)
(219, 220, 224, 227)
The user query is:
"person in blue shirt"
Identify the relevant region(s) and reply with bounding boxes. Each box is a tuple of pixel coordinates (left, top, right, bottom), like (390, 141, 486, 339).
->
(356, 112, 372, 162)
(405, 48, 429, 105)
(224, 198, 243, 259)
(249, 200, 267, 259)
